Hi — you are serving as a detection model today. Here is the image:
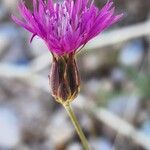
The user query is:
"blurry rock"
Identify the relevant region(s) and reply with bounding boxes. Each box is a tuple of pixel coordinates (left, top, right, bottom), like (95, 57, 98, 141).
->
(0, 24, 28, 64)
(72, 94, 94, 109)
(0, 4, 7, 21)
(89, 137, 113, 150)
(98, 79, 113, 92)
(30, 36, 48, 57)
(73, 96, 93, 134)
(13, 144, 30, 150)
(41, 141, 55, 150)
(19, 140, 55, 150)
(108, 95, 140, 121)
(111, 68, 126, 89)
(124, 0, 150, 24)
(14, 141, 54, 150)
(82, 53, 100, 73)
(111, 68, 125, 83)
(79, 113, 93, 134)
(2, 0, 18, 10)
(86, 79, 101, 95)
(140, 120, 150, 137)
(0, 24, 17, 53)
(46, 108, 73, 146)
(67, 142, 82, 150)
(0, 78, 54, 148)
(0, 107, 21, 149)
(2, 43, 29, 64)
(119, 40, 144, 67)
(18, 99, 49, 143)
(18, 99, 48, 120)
(86, 79, 113, 95)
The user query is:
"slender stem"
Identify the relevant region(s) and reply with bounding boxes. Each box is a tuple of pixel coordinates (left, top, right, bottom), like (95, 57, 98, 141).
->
(63, 103, 90, 150)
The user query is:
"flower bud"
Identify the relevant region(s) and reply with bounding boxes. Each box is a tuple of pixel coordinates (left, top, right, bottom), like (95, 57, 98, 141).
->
(49, 54, 80, 104)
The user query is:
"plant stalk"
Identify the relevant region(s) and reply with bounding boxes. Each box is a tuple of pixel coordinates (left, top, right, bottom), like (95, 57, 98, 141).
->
(63, 103, 90, 150)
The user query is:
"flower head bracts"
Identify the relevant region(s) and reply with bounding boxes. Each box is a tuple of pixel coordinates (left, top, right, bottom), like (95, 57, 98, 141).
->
(12, 0, 123, 56)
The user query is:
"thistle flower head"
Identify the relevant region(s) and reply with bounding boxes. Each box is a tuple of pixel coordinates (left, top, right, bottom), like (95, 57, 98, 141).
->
(12, 0, 123, 56)
(12, 0, 123, 104)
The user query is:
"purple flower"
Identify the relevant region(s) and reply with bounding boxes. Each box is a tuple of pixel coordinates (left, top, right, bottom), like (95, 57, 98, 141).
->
(12, 0, 123, 103)
(12, 0, 123, 56)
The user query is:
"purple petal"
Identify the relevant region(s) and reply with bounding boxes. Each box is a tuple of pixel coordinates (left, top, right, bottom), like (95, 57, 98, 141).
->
(12, 0, 123, 56)
(11, 15, 34, 33)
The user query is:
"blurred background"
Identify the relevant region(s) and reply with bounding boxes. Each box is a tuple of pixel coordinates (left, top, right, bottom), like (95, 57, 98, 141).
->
(0, 0, 150, 150)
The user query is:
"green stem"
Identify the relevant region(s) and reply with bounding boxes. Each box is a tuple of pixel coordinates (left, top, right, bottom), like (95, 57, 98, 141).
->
(63, 103, 90, 150)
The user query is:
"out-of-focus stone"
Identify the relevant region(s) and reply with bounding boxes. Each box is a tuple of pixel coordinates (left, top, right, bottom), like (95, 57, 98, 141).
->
(72, 94, 93, 109)
(86, 79, 113, 96)
(0, 24, 28, 64)
(108, 95, 141, 121)
(111, 68, 126, 89)
(2, 43, 28, 64)
(82, 53, 100, 73)
(0, 24, 17, 53)
(0, 4, 7, 21)
(140, 120, 150, 137)
(85, 79, 101, 95)
(79, 113, 93, 133)
(72, 96, 93, 134)
(2, 0, 18, 10)
(0, 107, 21, 149)
(124, 0, 149, 24)
(30, 36, 48, 57)
(119, 40, 144, 67)
(46, 108, 73, 146)
(67, 142, 82, 150)
(0, 78, 55, 148)
(89, 137, 113, 150)
(111, 68, 125, 83)
(17, 98, 50, 143)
